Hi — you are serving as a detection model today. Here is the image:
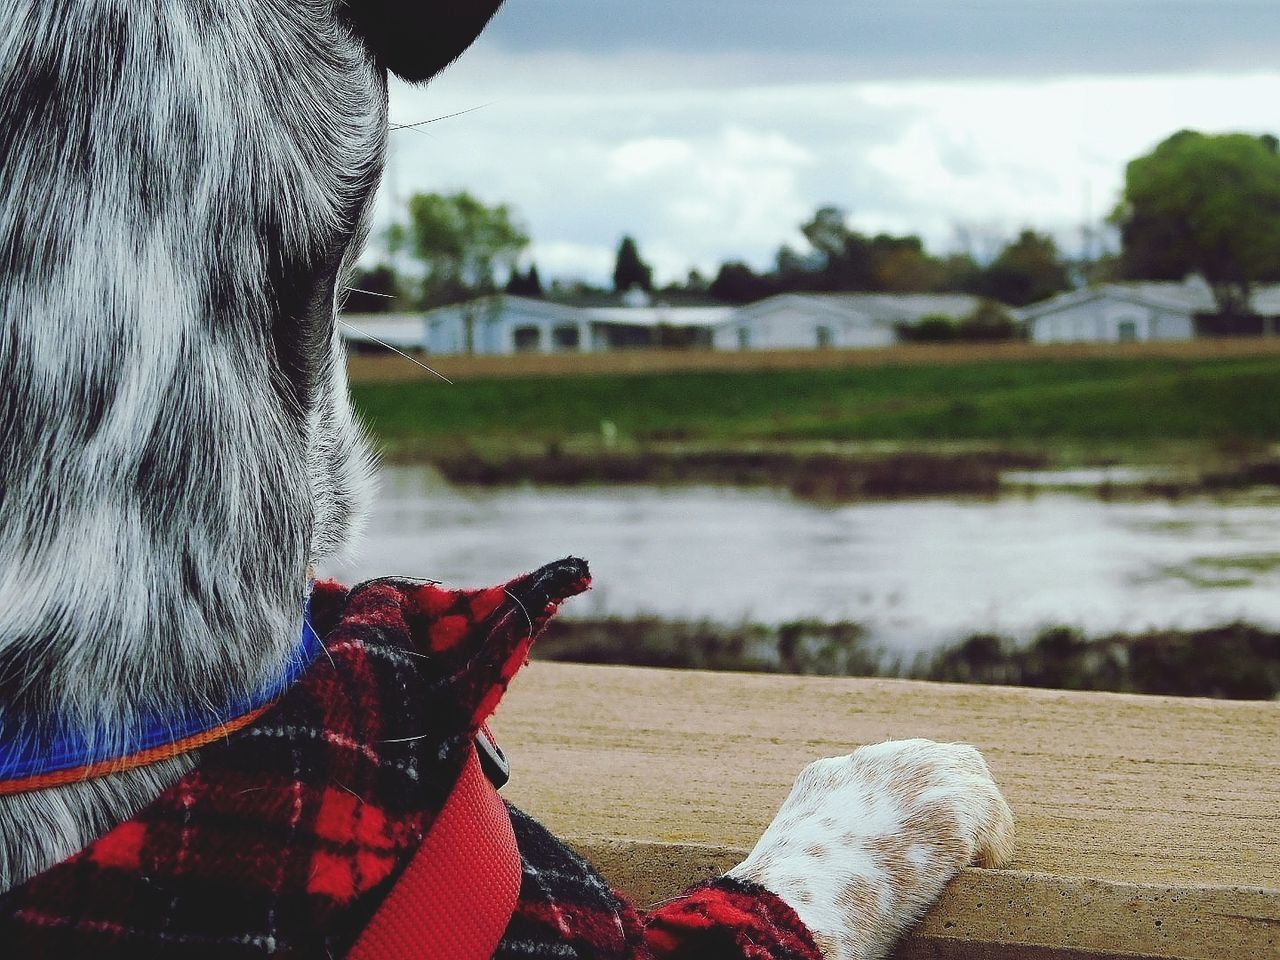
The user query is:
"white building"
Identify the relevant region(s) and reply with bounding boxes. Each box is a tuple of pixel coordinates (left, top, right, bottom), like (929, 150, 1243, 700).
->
(711, 293, 984, 351)
(1017, 282, 1210, 344)
(423, 297, 579, 355)
(337, 313, 429, 353)
(1016, 277, 1280, 344)
(582, 303, 732, 350)
(417, 295, 732, 356)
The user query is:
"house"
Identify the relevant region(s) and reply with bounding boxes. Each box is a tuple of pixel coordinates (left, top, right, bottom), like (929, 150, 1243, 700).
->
(1016, 281, 1210, 344)
(711, 293, 984, 351)
(417, 294, 732, 356)
(343, 292, 998, 356)
(423, 296, 581, 355)
(1016, 277, 1280, 343)
(337, 313, 429, 353)
(580, 303, 732, 350)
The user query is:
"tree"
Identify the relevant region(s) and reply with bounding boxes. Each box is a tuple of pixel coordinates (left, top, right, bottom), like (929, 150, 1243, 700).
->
(799, 207, 877, 291)
(794, 207, 958, 293)
(402, 191, 530, 308)
(1114, 130, 1280, 315)
(344, 264, 401, 313)
(980, 230, 1071, 307)
(937, 253, 984, 294)
(505, 264, 544, 297)
(873, 238, 945, 293)
(957, 300, 1019, 341)
(683, 268, 709, 294)
(710, 261, 774, 304)
(898, 314, 958, 342)
(613, 235, 653, 293)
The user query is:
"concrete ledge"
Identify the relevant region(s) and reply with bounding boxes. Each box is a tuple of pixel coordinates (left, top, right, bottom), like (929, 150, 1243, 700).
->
(490, 662, 1280, 960)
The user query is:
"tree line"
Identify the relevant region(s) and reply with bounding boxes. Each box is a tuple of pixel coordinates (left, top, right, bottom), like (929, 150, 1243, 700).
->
(348, 129, 1280, 323)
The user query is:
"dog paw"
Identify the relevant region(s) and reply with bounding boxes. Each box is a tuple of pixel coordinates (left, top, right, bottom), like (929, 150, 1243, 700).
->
(728, 739, 1014, 960)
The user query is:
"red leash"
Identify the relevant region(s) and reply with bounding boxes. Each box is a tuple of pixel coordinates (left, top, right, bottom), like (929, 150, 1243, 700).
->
(348, 727, 521, 960)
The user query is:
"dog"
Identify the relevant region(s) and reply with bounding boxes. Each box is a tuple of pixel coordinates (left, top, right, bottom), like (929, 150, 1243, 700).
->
(0, 3, 1014, 957)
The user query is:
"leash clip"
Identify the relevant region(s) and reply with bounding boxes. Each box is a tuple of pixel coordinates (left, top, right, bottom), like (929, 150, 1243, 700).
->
(476, 725, 510, 789)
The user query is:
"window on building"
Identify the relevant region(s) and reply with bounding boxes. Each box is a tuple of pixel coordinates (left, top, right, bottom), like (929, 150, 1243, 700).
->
(1117, 318, 1139, 342)
(737, 327, 751, 350)
(815, 325, 833, 348)
(552, 325, 581, 351)
(513, 325, 541, 353)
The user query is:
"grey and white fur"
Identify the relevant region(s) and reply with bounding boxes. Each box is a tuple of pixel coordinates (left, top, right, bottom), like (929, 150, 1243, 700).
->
(0, 0, 502, 891)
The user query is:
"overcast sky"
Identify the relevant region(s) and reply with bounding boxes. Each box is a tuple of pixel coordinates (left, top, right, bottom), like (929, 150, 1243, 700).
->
(374, 1, 1280, 284)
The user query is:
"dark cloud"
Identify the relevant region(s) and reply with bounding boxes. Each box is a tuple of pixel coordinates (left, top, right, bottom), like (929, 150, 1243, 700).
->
(483, 0, 1279, 79)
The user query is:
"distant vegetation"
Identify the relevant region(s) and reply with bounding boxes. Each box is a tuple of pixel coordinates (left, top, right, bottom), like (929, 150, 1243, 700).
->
(351, 353, 1280, 463)
(351, 129, 1280, 324)
(535, 617, 1280, 701)
(1115, 130, 1280, 317)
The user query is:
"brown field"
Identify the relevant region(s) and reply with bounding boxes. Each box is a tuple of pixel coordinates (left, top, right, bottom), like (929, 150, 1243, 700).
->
(346, 336, 1280, 383)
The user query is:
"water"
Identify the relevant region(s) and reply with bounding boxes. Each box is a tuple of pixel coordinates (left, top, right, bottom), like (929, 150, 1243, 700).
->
(321, 466, 1280, 655)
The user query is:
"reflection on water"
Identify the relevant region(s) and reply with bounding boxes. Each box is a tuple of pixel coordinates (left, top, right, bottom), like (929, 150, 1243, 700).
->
(321, 466, 1280, 654)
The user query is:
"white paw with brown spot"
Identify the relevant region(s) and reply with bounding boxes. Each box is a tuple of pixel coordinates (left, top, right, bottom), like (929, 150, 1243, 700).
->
(728, 738, 1015, 960)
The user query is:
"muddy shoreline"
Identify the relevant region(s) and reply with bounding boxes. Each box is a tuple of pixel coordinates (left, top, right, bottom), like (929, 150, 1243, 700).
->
(386, 446, 1280, 501)
(534, 616, 1280, 700)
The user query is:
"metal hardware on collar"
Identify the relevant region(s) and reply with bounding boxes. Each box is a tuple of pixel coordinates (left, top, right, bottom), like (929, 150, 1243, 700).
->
(476, 726, 510, 789)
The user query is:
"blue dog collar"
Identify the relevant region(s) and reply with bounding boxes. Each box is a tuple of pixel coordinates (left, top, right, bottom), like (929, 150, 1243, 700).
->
(0, 603, 322, 792)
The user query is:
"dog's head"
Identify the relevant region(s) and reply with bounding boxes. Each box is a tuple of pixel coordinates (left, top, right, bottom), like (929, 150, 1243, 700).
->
(0, 2, 501, 736)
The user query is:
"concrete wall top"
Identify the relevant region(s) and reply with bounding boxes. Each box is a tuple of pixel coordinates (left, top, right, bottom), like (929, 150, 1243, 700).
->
(492, 662, 1279, 959)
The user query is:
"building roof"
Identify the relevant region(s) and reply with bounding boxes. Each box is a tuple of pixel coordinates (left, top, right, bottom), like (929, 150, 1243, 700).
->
(415, 295, 733, 329)
(544, 289, 726, 309)
(583, 305, 734, 328)
(418, 295, 576, 324)
(824, 293, 984, 320)
(1018, 278, 1280, 322)
(727, 292, 984, 328)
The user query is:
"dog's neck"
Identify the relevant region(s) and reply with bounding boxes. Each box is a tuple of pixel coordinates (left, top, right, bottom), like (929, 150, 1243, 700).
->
(0, 591, 321, 796)
(0, 577, 333, 893)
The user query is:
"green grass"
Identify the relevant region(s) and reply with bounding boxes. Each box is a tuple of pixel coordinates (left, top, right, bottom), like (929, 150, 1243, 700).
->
(350, 355, 1280, 460)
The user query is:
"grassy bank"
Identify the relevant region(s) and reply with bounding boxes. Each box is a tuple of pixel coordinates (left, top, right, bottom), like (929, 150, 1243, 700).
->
(351, 354, 1280, 461)
(534, 617, 1280, 700)
(350, 353, 1280, 496)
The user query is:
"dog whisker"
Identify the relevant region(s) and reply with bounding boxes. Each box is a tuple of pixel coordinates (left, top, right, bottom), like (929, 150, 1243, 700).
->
(390, 125, 440, 141)
(335, 319, 453, 384)
(345, 287, 395, 299)
(388, 103, 494, 131)
(502, 588, 535, 638)
(333, 781, 365, 804)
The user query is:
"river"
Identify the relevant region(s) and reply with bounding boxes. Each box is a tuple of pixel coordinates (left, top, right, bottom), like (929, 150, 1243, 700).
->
(320, 466, 1280, 655)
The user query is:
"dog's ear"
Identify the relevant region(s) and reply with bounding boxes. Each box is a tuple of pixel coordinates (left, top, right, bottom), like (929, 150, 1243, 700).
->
(341, 1, 505, 83)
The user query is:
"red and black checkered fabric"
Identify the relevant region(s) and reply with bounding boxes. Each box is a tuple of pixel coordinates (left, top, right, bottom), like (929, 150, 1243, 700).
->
(501, 804, 822, 960)
(1, 557, 820, 960)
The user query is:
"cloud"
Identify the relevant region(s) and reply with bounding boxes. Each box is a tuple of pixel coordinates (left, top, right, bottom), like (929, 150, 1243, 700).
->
(528, 240, 616, 280)
(479, 0, 1280, 82)
(597, 128, 815, 276)
(369, 18, 1280, 285)
(847, 73, 1280, 242)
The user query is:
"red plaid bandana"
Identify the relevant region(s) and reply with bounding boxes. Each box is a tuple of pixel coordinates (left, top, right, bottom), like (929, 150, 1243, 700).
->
(0, 558, 592, 958)
(2, 556, 823, 960)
